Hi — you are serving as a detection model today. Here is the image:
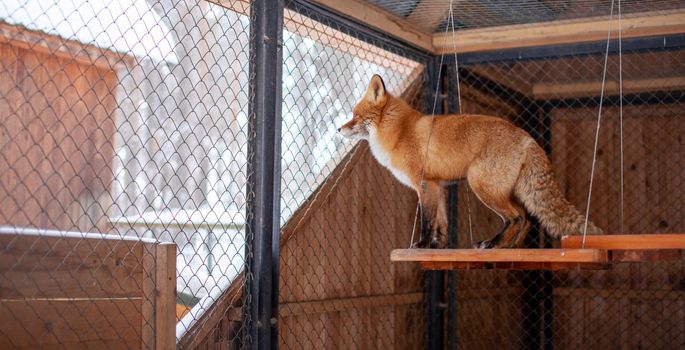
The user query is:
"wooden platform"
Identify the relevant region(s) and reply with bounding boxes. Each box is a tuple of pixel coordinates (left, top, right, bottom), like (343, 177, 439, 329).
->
(391, 234, 685, 270)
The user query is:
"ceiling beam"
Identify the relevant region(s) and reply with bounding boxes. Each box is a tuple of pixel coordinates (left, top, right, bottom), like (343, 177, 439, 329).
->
(433, 9, 685, 54)
(533, 76, 685, 99)
(310, 0, 435, 52)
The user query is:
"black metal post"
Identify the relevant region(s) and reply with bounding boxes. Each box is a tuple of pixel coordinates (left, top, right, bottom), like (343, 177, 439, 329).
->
(424, 56, 445, 350)
(541, 104, 554, 350)
(520, 102, 542, 350)
(520, 102, 555, 350)
(445, 63, 460, 350)
(246, 0, 283, 349)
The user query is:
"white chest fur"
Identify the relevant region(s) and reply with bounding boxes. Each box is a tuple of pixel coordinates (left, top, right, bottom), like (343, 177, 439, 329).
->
(367, 127, 413, 188)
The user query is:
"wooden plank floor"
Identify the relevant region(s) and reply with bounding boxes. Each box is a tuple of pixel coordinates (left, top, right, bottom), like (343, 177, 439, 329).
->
(390, 248, 610, 270)
(391, 234, 685, 270)
(562, 233, 685, 262)
(561, 233, 685, 249)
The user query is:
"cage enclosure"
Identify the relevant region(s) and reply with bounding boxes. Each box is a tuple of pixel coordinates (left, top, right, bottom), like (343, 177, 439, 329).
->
(0, 0, 684, 349)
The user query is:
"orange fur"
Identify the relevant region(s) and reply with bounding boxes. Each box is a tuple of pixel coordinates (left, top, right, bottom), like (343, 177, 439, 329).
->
(339, 75, 602, 248)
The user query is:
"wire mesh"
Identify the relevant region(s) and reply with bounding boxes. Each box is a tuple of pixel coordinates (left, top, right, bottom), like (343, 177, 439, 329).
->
(368, 0, 685, 32)
(277, 2, 427, 348)
(443, 47, 685, 349)
(2, 0, 684, 349)
(0, 0, 250, 348)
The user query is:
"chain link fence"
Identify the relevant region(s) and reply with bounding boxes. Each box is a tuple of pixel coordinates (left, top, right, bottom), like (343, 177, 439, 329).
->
(0, 0, 251, 347)
(1, 0, 684, 349)
(0, 0, 427, 348)
(277, 1, 427, 348)
(446, 47, 685, 349)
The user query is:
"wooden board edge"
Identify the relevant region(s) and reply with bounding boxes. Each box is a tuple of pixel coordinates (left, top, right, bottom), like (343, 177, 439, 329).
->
(433, 9, 685, 54)
(155, 243, 177, 350)
(391, 248, 608, 263)
(561, 233, 685, 249)
(310, 0, 434, 52)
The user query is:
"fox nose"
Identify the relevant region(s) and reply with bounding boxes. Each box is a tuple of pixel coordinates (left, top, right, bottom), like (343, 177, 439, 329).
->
(337, 128, 341, 132)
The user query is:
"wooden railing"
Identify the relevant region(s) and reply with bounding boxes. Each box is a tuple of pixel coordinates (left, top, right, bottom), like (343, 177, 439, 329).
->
(0, 227, 176, 349)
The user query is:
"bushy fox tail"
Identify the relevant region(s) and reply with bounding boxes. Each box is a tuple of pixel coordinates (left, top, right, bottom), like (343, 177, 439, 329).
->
(514, 142, 603, 238)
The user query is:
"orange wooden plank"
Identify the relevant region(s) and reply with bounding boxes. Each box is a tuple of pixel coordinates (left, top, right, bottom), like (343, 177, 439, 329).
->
(419, 261, 610, 271)
(561, 234, 685, 249)
(391, 248, 608, 263)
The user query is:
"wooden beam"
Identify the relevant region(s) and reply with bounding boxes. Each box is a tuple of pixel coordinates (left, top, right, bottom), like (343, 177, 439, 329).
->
(283, 9, 422, 72)
(391, 248, 608, 263)
(154, 243, 176, 350)
(561, 233, 685, 249)
(419, 261, 610, 270)
(310, 0, 434, 52)
(433, 10, 685, 54)
(211, 0, 423, 73)
(533, 77, 685, 99)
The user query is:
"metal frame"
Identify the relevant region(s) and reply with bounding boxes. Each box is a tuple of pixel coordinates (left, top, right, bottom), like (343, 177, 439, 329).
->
(445, 63, 460, 350)
(245, 1, 432, 349)
(424, 56, 446, 350)
(245, 0, 284, 349)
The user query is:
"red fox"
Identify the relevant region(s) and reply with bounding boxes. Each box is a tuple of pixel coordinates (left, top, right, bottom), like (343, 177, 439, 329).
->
(338, 75, 602, 249)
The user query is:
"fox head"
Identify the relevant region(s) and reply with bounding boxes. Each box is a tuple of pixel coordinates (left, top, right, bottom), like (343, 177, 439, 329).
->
(338, 74, 388, 140)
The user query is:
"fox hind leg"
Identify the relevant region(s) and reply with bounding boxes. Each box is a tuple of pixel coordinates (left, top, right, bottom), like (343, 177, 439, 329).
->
(467, 173, 524, 249)
(415, 181, 448, 248)
(498, 203, 531, 248)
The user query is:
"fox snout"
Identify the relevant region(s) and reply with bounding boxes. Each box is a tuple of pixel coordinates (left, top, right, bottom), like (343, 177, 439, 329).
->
(338, 119, 363, 139)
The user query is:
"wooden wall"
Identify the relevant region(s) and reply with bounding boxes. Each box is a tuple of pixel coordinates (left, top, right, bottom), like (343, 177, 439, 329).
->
(550, 103, 685, 350)
(0, 227, 176, 349)
(277, 141, 422, 349)
(451, 55, 685, 349)
(0, 23, 120, 233)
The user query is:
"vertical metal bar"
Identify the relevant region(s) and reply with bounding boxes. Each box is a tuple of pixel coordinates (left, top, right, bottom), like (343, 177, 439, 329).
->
(521, 102, 542, 350)
(541, 104, 554, 350)
(246, 0, 283, 349)
(424, 56, 445, 350)
(521, 102, 555, 350)
(445, 63, 459, 350)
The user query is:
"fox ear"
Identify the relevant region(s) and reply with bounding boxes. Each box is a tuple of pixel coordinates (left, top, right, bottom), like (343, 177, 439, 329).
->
(365, 74, 387, 104)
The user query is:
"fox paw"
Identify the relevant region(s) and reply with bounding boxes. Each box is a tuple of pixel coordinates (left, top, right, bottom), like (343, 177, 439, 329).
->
(429, 235, 448, 249)
(474, 239, 495, 249)
(411, 238, 429, 249)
